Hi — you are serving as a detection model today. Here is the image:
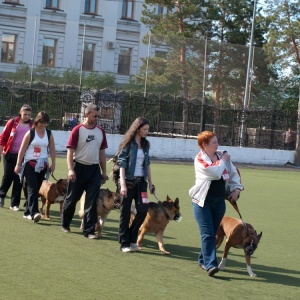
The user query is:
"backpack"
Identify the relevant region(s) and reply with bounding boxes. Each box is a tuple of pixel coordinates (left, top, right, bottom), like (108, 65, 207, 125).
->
(28, 128, 51, 146)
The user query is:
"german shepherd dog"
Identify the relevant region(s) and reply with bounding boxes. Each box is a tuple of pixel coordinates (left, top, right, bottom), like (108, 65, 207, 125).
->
(131, 195, 182, 254)
(216, 216, 262, 276)
(38, 179, 67, 220)
(78, 188, 121, 237)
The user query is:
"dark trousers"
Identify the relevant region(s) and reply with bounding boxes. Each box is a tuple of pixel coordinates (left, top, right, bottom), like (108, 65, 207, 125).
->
(119, 179, 149, 248)
(0, 153, 23, 207)
(23, 162, 46, 217)
(61, 162, 101, 236)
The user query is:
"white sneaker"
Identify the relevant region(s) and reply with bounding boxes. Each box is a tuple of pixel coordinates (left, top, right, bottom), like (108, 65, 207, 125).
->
(10, 206, 20, 211)
(121, 247, 132, 253)
(33, 213, 41, 223)
(130, 243, 140, 251)
(23, 214, 32, 220)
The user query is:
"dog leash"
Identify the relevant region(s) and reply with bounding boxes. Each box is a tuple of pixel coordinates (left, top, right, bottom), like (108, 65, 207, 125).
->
(228, 199, 248, 233)
(229, 200, 243, 219)
(51, 173, 59, 182)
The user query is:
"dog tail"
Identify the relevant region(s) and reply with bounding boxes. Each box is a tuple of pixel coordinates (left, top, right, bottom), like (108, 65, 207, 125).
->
(215, 226, 225, 249)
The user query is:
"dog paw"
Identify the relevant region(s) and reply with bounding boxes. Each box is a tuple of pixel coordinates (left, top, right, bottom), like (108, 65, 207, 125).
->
(218, 258, 227, 270)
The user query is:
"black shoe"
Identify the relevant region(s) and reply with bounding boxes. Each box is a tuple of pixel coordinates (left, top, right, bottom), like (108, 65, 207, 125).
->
(208, 267, 219, 277)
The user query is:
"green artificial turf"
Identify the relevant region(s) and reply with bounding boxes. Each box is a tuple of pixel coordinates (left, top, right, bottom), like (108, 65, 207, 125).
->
(0, 158, 299, 299)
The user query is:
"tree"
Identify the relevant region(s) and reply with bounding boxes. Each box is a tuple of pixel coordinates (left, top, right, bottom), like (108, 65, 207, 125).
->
(139, 0, 268, 134)
(264, 0, 300, 164)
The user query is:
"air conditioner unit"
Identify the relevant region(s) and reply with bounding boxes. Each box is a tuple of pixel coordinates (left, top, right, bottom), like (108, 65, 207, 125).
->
(106, 41, 115, 49)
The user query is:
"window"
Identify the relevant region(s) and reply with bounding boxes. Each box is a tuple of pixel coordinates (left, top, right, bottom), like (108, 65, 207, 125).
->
(1, 34, 16, 63)
(122, 0, 134, 19)
(118, 47, 131, 75)
(155, 51, 167, 59)
(82, 43, 94, 71)
(45, 0, 59, 9)
(42, 38, 56, 67)
(84, 0, 97, 14)
(157, 5, 168, 15)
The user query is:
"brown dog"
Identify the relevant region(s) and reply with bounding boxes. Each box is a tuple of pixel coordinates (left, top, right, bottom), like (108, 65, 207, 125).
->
(38, 179, 67, 220)
(78, 188, 121, 237)
(131, 195, 182, 254)
(216, 216, 262, 277)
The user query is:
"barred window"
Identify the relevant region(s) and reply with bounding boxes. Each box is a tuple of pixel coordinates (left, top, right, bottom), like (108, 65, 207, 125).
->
(46, 0, 59, 9)
(42, 38, 56, 67)
(122, 0, 134, 19)
(82, 43, 94, 71)
(84, 0, 97, 14)
(118, 47, 132, 75)
(1, 34, 16, 63)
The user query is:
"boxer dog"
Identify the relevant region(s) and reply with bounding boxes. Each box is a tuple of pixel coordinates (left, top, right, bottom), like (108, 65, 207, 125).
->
(216, 216, 262, 277)
(38, 179, 67, 220)
(131, 195, 182, 254)
(78, 188, 121, 237)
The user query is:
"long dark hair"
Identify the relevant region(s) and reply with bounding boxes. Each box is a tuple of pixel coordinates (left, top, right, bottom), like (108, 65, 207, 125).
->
(117, 117, 150, 154)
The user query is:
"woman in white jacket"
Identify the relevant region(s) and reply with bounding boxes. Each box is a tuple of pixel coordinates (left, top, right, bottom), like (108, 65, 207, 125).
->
(189, 131, 243, 276)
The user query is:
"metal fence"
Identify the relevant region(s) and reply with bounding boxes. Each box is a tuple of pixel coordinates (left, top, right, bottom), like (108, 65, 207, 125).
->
(0, 79, 297, 150)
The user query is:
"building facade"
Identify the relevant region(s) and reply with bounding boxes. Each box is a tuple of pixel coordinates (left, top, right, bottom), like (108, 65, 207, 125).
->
(0, 0, 165, 84)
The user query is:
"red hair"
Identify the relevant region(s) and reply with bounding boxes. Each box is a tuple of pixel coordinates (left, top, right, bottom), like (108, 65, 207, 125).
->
(197, 131, 216, 150)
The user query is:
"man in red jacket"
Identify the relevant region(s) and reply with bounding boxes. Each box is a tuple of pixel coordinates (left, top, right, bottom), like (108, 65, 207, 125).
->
(0, 104, 33, 210)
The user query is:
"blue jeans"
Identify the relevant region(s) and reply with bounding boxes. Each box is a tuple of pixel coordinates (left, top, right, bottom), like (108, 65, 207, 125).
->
(192, 195, 226, 270)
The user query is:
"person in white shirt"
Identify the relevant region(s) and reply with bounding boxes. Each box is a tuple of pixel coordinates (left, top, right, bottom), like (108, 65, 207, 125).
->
(15, 111, 56, 223)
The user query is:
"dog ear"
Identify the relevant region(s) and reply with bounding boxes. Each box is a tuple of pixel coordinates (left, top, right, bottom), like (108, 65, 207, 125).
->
(174, 198, 180, 207)
(257, 232, 262, 241)
(166, 195, 171, 202)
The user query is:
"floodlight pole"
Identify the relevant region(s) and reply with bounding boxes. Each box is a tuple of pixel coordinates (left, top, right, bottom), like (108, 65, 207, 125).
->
(240, 0, 257, 146)
(200, 36, 208, 132)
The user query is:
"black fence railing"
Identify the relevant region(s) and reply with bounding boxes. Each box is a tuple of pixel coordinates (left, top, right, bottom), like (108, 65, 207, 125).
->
(0, 79, 297, 150)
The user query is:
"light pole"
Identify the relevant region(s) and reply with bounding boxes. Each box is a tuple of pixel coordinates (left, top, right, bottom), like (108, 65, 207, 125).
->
(240, 0, 257, 146)
(200, 36, 208, 132)
(144, 34, 151, 97)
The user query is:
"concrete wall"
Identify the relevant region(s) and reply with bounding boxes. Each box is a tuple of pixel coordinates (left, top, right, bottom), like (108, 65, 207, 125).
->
(1, 127, 292, 166)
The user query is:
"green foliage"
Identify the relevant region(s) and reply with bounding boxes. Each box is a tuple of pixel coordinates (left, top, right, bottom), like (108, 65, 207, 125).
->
(33, 65, 61, 84)
(62, 66, 81, 85)
(83, 72, 116, 89)
(2, 62, 117, 89)
(264, 0, 300, 71)
(6, 61, 31, 81)
(135, 0, 271, 108)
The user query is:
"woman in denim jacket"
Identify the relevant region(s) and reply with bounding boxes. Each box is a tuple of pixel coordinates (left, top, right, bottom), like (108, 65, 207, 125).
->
(117, 117, 155, 253)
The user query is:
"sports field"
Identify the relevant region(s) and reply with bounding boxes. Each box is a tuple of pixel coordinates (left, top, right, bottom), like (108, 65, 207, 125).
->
(0, 158, 299, 300)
